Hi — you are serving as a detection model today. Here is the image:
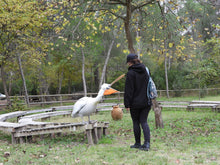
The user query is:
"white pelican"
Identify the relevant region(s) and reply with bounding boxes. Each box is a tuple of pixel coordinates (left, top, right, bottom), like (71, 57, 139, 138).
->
(71, 83, 118, 123)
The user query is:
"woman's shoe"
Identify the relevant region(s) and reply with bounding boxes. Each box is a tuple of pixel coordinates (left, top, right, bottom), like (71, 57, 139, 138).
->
(130, 143, 141, 149)
(139, 142, 150, 151)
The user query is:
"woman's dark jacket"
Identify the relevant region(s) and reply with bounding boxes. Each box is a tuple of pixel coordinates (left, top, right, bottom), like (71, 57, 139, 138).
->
(124, 63, 150, 109)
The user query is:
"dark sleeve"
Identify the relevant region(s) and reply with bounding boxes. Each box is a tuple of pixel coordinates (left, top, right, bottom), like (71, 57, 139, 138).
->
(124, 71, 135, 108)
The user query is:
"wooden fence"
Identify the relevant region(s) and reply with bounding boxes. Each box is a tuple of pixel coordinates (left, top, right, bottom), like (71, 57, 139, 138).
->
(0, 88, 220, 108)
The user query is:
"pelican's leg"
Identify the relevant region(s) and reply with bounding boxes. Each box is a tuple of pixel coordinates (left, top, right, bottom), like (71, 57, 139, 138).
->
(81, 116, 84, 123)
(88, 115, 91, 123)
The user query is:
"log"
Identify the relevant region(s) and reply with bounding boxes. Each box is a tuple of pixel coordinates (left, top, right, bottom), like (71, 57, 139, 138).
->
(152, 99, 164, 129)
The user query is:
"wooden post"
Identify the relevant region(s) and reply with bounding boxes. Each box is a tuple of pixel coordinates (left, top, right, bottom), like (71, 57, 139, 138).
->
(152, 99, 164, 129)
(97, 127, 102, 139)
(27, 136, 32, 143)
(19, 137, 26, 144)
(86, 129, 93, 145)
(92, 127, 98, 144)
(11, 132, 17, 144)
(103, 127, 108, 136)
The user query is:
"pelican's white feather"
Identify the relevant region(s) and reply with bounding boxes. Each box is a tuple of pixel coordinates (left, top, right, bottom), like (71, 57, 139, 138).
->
(71, 83, 115, 122)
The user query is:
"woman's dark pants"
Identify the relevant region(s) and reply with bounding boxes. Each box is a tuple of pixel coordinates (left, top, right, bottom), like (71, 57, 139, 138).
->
(130, 106, 151, 145)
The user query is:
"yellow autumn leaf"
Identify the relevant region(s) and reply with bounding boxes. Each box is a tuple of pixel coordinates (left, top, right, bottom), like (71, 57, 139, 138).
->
(123, 50, 129, 54)
(169, 43, 173, 48)
(116, 43, 121, 48)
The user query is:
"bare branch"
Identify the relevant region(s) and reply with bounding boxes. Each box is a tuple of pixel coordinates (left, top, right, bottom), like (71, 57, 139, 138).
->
(131, 0, 155, 12)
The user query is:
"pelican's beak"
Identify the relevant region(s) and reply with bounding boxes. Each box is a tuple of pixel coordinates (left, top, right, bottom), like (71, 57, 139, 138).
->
(104, 87, 119, 95)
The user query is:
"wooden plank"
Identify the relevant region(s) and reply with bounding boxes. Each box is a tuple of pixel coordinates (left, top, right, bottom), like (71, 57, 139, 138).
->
(13, 123, 86, 137)
(19, 111, 71, 123)
(158, 101, 189, 105)
(160, 105, 187, 108)
(25, 108, 54, 114)
(190, 101, 220, 104)
(187, 104, 217, 108)
(0, 111, 27, 122)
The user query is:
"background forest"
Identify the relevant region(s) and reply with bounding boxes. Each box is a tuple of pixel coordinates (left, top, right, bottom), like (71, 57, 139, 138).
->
(0, 0, 219, 103)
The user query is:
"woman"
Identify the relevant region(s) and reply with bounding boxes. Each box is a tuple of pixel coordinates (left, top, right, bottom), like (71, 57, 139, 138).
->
(124, 53, 151, 151)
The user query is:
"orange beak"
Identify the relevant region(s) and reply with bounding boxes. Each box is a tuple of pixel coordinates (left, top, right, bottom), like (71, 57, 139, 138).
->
(104, 88, 119, 95)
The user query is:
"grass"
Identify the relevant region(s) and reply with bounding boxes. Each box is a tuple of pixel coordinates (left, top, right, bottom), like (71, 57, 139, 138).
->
(0, 110, 220, 164)
(0, 95, 220, 165)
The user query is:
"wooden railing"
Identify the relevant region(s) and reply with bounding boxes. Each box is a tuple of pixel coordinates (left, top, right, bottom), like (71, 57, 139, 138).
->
(0, 92, 124, 108)
(0, 88, 219, 108)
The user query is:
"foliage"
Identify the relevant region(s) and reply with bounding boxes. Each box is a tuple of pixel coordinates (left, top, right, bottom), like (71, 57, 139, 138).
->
(0, 0, 219, 97)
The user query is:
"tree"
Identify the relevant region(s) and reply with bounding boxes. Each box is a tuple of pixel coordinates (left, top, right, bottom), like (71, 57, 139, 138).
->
(0, 0, 55, 107)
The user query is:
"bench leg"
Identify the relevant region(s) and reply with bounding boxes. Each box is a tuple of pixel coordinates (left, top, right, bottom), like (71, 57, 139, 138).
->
(92, 127, 98, 144)
(27, 136, 32, 143)
(103, 127, 108, 136)
(11, 133, 18, 144)
(86, 129, 94, 145)
(97, 127, 102, 140)
(19, 137, 26, 144)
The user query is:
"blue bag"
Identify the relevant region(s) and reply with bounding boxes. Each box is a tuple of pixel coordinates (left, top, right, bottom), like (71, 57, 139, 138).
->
(146, 67, 158, 103)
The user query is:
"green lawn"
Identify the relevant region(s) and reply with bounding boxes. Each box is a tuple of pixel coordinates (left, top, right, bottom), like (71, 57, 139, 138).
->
(0, 105, 220, 165)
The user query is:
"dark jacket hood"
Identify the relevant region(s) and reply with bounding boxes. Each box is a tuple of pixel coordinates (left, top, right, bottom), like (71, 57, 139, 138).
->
(128, 63, 146, 73)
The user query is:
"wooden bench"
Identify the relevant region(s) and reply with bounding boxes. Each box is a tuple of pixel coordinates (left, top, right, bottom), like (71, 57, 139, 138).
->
(158, 101, 189, 109)
(187, 101, 220, 112)
(0, 111, 27, 122)
(0, 107, 109, 144)
(10, 121, 109, 144)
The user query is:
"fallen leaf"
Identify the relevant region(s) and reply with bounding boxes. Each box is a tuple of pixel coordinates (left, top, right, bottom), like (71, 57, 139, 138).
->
(75, 158, 80, 163)
(176, 159, 180, 164)
(39, 154, 47, 158)
(3, 152, 10, 158)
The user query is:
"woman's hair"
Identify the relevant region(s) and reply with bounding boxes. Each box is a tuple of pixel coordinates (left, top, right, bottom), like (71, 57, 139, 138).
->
(129, 58, 141, 64)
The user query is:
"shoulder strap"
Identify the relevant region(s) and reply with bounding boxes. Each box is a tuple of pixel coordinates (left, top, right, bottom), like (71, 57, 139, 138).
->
(145, 67, 150, 76)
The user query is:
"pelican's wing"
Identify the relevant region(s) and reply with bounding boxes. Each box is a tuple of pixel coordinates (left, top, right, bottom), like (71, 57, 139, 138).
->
(71, 97, 89, 116)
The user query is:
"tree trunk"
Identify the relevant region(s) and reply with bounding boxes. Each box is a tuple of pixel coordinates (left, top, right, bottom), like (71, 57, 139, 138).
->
(152, 99, 164, 129)
(57, 69, 63, 94)
(17, 54, 30, 107)
(93, 65, 99, 91)
(99, 40, 115, 88)
(81, 47, 87, 96)
(1, 64, 12, 108)
(124, 0, 135, 54)
(164, 55, 170, 98)
(164, 39, 170, 98)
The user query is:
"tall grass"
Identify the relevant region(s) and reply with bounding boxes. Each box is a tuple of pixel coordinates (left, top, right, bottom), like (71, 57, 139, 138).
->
(0, 106, 220, 165)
